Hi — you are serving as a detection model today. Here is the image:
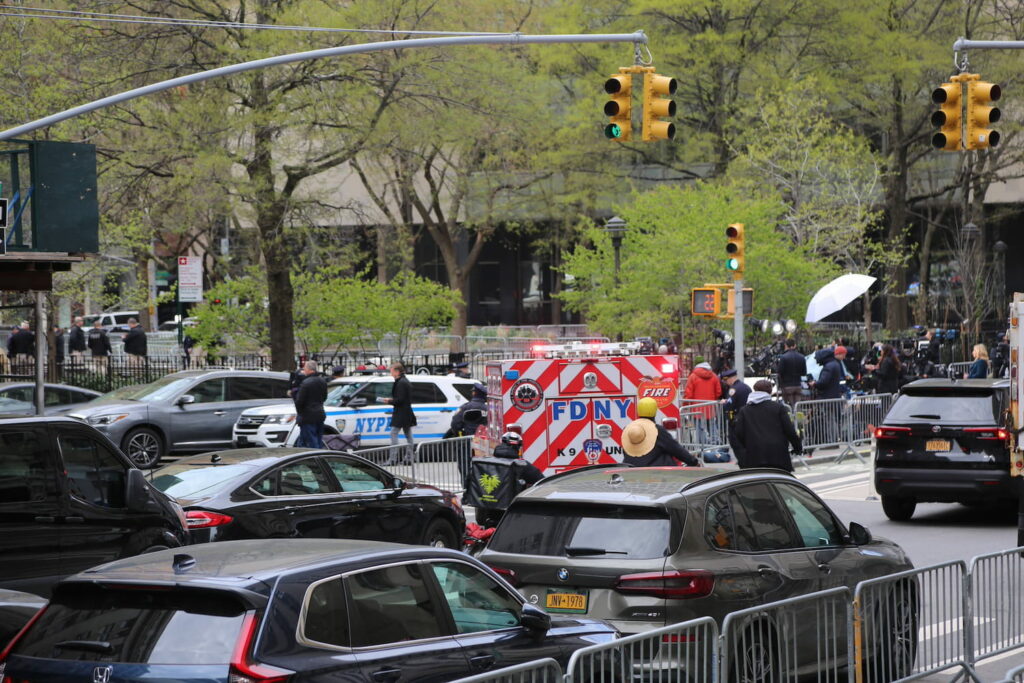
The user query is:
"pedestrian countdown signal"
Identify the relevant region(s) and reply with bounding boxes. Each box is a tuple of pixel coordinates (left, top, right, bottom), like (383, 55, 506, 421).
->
(691, 288, 720, 317)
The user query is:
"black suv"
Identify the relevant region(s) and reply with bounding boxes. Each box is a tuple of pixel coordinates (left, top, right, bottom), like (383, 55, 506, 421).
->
(874, 378, 1012, 520)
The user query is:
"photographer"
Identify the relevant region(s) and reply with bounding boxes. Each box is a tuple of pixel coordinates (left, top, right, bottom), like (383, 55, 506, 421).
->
(992, 334, 1010, 378)
(865, 344, 902, 394)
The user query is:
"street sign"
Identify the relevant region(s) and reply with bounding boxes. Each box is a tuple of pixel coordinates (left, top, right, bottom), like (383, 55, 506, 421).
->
(177, 255, 203, 302)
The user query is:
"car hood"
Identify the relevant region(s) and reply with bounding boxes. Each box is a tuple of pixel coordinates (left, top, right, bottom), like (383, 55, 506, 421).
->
(68, 399, 146, 416)
(239, 402, 297, 417)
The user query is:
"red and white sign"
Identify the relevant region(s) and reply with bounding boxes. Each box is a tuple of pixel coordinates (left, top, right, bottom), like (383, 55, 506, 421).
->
(485, 354, 680, 475)
(178, 256, 203, 303)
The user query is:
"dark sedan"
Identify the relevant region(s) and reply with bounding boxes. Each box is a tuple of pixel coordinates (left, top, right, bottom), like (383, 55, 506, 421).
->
(0, 540, 619, 682)
(150, 448, 466, 548)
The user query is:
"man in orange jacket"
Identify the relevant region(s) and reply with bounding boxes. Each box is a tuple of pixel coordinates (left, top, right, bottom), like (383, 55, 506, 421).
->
(683, 362, 722, 445)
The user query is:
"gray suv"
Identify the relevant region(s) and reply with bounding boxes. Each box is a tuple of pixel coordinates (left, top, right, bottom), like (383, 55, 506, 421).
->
(479, 466, 917, 679)
(68, 370, 291, 468)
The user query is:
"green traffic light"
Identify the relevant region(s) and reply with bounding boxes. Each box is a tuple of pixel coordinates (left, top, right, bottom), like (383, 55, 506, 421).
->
(726, 258, 740, 271)
(605, 123, 623, 139)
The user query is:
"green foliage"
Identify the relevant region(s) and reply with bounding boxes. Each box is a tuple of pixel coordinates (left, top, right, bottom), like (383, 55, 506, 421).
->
(560, 182, 841, 340)
(188, 271, 270, 353)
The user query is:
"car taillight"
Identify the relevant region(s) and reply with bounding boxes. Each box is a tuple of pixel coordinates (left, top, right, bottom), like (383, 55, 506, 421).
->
(186, 510, 234, 529)
(874, 426, 911, 439)
(616, 570, 714, 599)
(229, 612, 292, 683)
(0, 604, 47, 673)
(488, 565, 520, 587)
(964, 427, 1010, 441)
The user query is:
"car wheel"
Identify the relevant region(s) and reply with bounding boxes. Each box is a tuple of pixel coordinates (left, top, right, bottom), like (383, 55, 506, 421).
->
(864, 584, 918, 682)
(729, 624, 780, 683)
(881, 495, 916, 521)
(422, 519, 459, 549)
(123, 427, 165, 469)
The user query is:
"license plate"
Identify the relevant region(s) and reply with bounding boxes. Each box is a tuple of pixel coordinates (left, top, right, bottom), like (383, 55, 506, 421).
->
(545, 589, 588, 613)
(237, 436, 249, 445)
(926, 439, 950, 451)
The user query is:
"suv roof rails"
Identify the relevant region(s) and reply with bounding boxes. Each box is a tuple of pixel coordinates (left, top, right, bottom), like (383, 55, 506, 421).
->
(679, 467, 795, 493)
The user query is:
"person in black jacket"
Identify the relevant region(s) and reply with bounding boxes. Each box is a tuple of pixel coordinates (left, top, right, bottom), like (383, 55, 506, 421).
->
(447, 382, 487, 438)
(87, 320, 111, 370)
(621, 397, 699, 467)
(776, 338, 807, 407)
(68, 317, 86, 363)
(813, 346, 846, 399)
(865, 343, 902, 394)
(122, 318, 147, 365)
(733, 380, 803, 472)
(294, 360, 328, 448)
(383, 362, 417, 464)
(9, 322, 34, 362)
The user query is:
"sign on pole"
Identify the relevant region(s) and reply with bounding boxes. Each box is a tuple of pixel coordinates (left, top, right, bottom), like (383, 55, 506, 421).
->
(178, 256, 203, 303)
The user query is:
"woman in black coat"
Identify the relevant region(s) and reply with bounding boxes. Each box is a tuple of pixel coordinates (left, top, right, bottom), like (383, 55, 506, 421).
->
(733, 380, 803, 472)
(383, 362, 418, 464)
(868, 343, 902, 394)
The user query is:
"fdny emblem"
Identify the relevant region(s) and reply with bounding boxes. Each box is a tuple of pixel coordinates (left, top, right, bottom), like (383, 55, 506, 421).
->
(510, 378, 544, 412)
(582, 438, 603, 464)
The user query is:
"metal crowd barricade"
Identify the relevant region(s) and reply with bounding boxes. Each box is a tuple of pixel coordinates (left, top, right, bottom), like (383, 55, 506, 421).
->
(720, 587, 851, 683)
(563, 617, 718, 683)
(448, 658, 563, 683)
(1000, 663, 1024, 683)
(413, 436, 473, 493)
(968, 547, 1024, 667)
(354, 443, 410, 469)
(789, 395, 898, 466)
(678, 399, 731, 459)
(848, 393, 895, 446)
(854, 560, 974, 683)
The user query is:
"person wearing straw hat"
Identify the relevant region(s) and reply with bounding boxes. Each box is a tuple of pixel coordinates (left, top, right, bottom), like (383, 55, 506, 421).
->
(620, 397, 700, 467)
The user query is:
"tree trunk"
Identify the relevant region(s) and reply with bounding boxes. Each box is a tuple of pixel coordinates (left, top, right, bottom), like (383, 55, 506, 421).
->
(915, 220, 937, 326)
(376, 225, 388, 283)
(884, 80, 909, 331)
(863, 292, 873, 345)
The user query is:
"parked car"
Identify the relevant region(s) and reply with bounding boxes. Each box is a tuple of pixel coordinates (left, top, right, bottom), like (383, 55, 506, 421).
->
(478, 465, 917, 679)
(0, 540, 619, 682)
(0, 589, 45, 645)
(874, 378, 1013, 520)
(0, 382, 101, 416)
(0, 417, 187, 597)
(83, 310, 140, 333)
(150, 447, 465, 548)
(68, 369, 292, 468)
(233, 374, 477, 449)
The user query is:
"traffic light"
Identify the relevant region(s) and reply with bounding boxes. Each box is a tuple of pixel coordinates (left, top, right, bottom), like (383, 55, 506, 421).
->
(966, 77, 1001, 150)
(726, 288, 754, 317)
(604, 73, 632, 141)
(642, 71, 676, 141)
(726, 223, 745, 274)
(691, 288, 720, 317)
(931, 80, 962, 151)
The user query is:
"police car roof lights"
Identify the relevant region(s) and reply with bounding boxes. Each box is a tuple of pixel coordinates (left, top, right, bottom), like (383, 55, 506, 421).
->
(530, 341, 642, 359)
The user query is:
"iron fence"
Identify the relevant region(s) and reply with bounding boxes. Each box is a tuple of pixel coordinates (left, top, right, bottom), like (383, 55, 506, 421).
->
(449, 658, 563, 683)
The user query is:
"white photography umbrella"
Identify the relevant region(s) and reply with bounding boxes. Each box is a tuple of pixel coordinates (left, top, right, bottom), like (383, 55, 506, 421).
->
(805, 274, 877, 323)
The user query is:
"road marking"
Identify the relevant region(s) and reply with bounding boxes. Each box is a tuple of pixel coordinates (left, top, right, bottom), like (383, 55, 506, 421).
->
(798, 471, 872, 487)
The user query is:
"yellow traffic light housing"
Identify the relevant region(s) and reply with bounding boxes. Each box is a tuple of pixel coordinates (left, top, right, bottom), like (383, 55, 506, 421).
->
(966, 77, 1001, 150)
(604, 73, 632, 141)
(931, 80, 962, 151)
(726, 223, 745, 276)
(691, 288, 720, 317)
(642, 72, 677, 142)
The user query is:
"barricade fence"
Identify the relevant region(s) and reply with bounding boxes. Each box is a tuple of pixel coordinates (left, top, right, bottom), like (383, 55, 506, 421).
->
(449, 658, 563, 683)
(452, 548, 1024, 683)
(791, 394, 895, 465)
(349, 438, 472, 495)
(678, 399, 731, 459)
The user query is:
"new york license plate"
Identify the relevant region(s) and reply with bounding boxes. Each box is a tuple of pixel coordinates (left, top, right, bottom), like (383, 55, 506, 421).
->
(546, 589, 588, 613)
(926, 439, 951, 451)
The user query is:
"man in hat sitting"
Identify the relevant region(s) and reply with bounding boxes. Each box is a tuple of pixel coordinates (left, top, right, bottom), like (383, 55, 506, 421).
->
(620, 397, 700, 467)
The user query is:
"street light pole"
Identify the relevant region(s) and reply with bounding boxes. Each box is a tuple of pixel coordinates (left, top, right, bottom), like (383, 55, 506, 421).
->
(605, 216, 626, 286)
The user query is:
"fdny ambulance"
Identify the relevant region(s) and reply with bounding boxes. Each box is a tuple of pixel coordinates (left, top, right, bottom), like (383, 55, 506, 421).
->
(483, 342, 681, 474)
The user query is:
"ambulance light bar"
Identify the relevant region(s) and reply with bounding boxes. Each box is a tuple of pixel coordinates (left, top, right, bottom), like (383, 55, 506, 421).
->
(531, 341, 642, 358)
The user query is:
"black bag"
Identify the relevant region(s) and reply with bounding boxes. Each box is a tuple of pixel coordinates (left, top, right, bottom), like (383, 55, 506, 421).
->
(463, 458, 526, 512)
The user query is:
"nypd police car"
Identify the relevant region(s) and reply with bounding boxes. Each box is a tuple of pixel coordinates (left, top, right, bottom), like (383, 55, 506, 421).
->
(232, 374, 477, 448)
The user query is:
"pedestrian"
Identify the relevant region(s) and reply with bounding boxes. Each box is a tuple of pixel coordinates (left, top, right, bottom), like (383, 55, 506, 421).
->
(182, 333, 195, 368)
(733, 379, 803, 472)
(967, 344, 989, 379)
(447, 382, 487, 438)
(10, 321, 34, 365)
(865, 343, 902, 394)
(288, 362, 306, 400)
(68, 316, 87, 364)
(330, 365, 346, 380)
(6, 324, 18, 361)
(492, 432, 544, 486)
(683, 361, 722, 444)
(449, 361, 472, 378)
(776, 338, 807, 408)
(721, 369, 751, 456)
(122, 318, 147, 367)
(382, 361, 417, 465)
(86, 319, 111, 371)
(52, 325, 65, 366)
(294, 360, 327, 448)
(621, 397, 700, 467)
(813, 345, 846, 399)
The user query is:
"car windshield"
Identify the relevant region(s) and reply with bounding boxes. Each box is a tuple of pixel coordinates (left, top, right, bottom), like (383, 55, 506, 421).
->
(488, 503, 677, 559)
(151, 463, 260, 498)
(887, 391, 998, 424)
(326, 381, 364, 407)
(103, 376, 197, 403)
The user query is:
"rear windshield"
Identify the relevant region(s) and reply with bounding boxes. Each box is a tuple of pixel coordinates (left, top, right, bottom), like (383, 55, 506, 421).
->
(887, 391, 998, 424)
(13, 588, 245, 664)
(151, 463, 260, 498)
(488, 503, 677, 559)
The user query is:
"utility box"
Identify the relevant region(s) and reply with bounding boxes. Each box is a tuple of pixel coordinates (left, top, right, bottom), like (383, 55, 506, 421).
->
(30, 140, 99, 253)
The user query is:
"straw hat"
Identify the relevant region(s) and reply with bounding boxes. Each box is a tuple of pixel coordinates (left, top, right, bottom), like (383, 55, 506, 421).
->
(621, 419, 658, 458)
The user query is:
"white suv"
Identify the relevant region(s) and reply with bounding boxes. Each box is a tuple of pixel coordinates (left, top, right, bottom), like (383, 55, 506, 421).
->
(232, 374, 477, 448)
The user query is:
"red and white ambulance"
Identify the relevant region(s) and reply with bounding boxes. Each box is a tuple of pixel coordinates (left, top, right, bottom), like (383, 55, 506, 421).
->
(483, 342, 681, 474)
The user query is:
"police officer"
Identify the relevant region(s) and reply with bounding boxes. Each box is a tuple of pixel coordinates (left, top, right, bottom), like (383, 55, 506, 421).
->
(448, 382, 487, 438)
(620, 397, 699, 467)
(721, 369, 751, 460)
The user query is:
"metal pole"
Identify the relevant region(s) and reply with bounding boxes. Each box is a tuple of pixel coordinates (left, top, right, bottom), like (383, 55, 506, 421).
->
(33, 291, 44, 414)
(954, 38, 1024, 51)
(734, 278, 744, 381)
(0, 31, 648, 140)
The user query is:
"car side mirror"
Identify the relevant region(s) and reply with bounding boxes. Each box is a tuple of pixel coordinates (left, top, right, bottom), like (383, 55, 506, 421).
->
(176, 394, 195, 406)
(520, 603, 551, 635)
(347, 397, 367, 408)
(125, 468, 157, 513)
(662, 417, 678, 430)
(848, 521, 872, 545)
